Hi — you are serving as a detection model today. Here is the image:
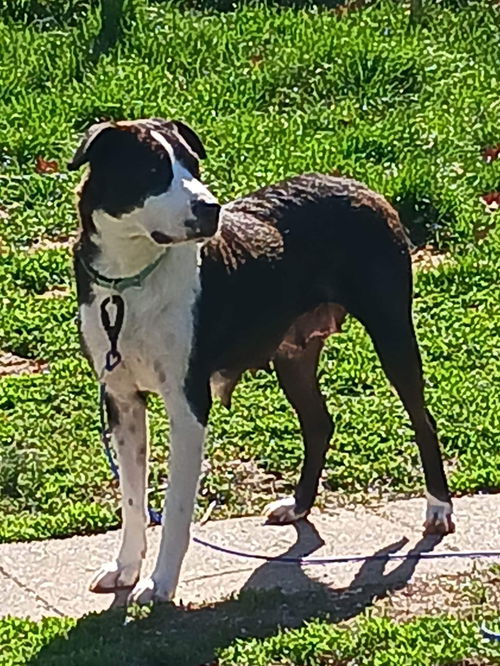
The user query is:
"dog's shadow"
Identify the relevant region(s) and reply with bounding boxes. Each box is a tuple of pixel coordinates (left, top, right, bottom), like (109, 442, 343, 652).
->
(30, 523, 442, 666)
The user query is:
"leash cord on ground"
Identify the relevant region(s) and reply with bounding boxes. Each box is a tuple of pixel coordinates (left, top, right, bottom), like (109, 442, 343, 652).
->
(190, 535, 500, 565)
(480, 624, 500, 641)
(99, 386, 500, 639)
(98, 383, 500, 569)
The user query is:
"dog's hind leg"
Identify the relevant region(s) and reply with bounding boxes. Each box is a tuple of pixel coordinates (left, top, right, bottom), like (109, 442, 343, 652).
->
(265, 338, 334, 524)
(355, 305, 454, 535)
(90, 389, 149, 593)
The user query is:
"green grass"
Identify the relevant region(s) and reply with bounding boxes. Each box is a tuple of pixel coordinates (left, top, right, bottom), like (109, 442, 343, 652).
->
(1, 591, 499, 665)
(1, 0, 500, 542)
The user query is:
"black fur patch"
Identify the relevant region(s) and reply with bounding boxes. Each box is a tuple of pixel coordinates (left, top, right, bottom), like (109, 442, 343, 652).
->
(184, 296, 212, 427)
(187, 173, 410, 390)
(104, 392, 120, 430)
(73, 124, 175, 219)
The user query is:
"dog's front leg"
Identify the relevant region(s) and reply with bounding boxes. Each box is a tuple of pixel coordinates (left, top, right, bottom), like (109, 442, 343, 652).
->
(90, 389, 148, 592)
(128, 387, 207, 604)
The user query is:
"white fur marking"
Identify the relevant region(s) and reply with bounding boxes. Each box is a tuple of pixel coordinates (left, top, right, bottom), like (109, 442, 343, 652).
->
(83, 243, 203, 601)
(264, 496, 307, 524)
(83, 130, 216, 603)
(424, 492, 454, 532)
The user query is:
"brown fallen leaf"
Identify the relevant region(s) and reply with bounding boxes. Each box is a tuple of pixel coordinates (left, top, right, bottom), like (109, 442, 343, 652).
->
(249, 54, 264, 68)
(481, 143, 500, 164)
(0, 351, 48, 377)
(481, 191, 500, 211)
(35, 156, 59, 174)
(411, 245, 449, 270)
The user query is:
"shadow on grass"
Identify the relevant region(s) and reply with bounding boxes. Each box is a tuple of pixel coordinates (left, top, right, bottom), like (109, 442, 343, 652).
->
(393, 193, 454, 249)
(30, 521, 442, 665)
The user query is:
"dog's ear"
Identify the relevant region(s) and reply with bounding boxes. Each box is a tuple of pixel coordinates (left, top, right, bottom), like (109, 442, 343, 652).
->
(68, 121, 116, 171)
(170, 120, 207, 160)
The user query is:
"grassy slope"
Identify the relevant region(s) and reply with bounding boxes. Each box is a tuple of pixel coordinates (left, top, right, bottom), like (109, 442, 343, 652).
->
(1, 0, 500, 542)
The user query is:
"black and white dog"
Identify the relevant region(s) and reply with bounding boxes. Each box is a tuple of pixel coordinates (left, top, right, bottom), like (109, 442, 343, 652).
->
(69, 118, 454, 604)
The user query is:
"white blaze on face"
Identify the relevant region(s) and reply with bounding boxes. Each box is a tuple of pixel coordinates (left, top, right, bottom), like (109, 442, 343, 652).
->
(125, 129, 218, 242)
(95, 130, 217, 242)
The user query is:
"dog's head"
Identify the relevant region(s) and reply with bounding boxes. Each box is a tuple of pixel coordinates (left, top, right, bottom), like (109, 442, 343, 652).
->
(69, 118, 220, 244)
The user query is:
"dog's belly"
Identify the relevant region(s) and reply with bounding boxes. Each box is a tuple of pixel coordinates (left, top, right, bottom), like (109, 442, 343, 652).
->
(209, 302, 346, 408)
(277, 302, 346, 357)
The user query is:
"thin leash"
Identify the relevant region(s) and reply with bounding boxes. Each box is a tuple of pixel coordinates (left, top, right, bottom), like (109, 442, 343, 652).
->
(187, 537, 500, 566)
(480, 625, 500, 642)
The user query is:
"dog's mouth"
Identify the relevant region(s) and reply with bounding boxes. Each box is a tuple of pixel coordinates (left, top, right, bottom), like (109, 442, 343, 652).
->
(150, 204, 220, 246)
(150, 231, 175, 245)
(150, 229, 214, 246)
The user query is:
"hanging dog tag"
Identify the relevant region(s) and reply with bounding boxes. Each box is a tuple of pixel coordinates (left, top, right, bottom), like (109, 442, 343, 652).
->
(105, 349, 122, 372)
(100, 295, 125, 372)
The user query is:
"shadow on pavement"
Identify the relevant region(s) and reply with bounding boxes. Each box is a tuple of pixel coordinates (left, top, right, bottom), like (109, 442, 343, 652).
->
(30, 522, 442, 666)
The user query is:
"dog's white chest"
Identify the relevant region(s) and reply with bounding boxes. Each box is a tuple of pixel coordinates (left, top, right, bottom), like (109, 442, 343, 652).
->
(79, 247, 200, 396)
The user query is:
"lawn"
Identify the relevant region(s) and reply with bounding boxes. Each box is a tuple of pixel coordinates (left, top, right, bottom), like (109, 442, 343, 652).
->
(1, 1, 500, 663)
(1, 0, 499, 544)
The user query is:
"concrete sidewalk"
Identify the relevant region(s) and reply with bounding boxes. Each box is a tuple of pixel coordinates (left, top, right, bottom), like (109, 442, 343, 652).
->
(1, 495, 499, 620)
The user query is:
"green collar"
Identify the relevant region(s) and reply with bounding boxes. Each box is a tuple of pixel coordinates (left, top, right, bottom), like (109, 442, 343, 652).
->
(78, 251, 166, 293)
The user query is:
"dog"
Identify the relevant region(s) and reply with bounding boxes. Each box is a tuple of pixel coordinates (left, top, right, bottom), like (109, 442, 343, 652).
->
(69, 118, 454, 604)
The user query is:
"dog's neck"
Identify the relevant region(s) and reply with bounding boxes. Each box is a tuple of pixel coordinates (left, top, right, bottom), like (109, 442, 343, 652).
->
(88, 210, 167, 279)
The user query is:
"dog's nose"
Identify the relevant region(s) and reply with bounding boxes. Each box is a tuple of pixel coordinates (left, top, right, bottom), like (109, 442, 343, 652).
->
(189, 201, 220, 238)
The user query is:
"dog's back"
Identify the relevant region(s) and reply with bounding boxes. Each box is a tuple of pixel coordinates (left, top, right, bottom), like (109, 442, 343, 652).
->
(197, 173, 411, 377)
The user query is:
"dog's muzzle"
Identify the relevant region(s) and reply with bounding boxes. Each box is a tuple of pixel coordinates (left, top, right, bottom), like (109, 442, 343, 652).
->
(187, 201, 221, 239)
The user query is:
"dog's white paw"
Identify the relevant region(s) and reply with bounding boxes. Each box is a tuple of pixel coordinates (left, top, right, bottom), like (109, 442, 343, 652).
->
(424, 494, 455, 535)
(89, 560, 141, 593)
(263, 497, 308, 524)
(128, 576, 174, 605)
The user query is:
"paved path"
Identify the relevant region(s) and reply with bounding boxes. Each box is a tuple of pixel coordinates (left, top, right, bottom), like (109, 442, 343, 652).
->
(1, 495, 499, 620)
